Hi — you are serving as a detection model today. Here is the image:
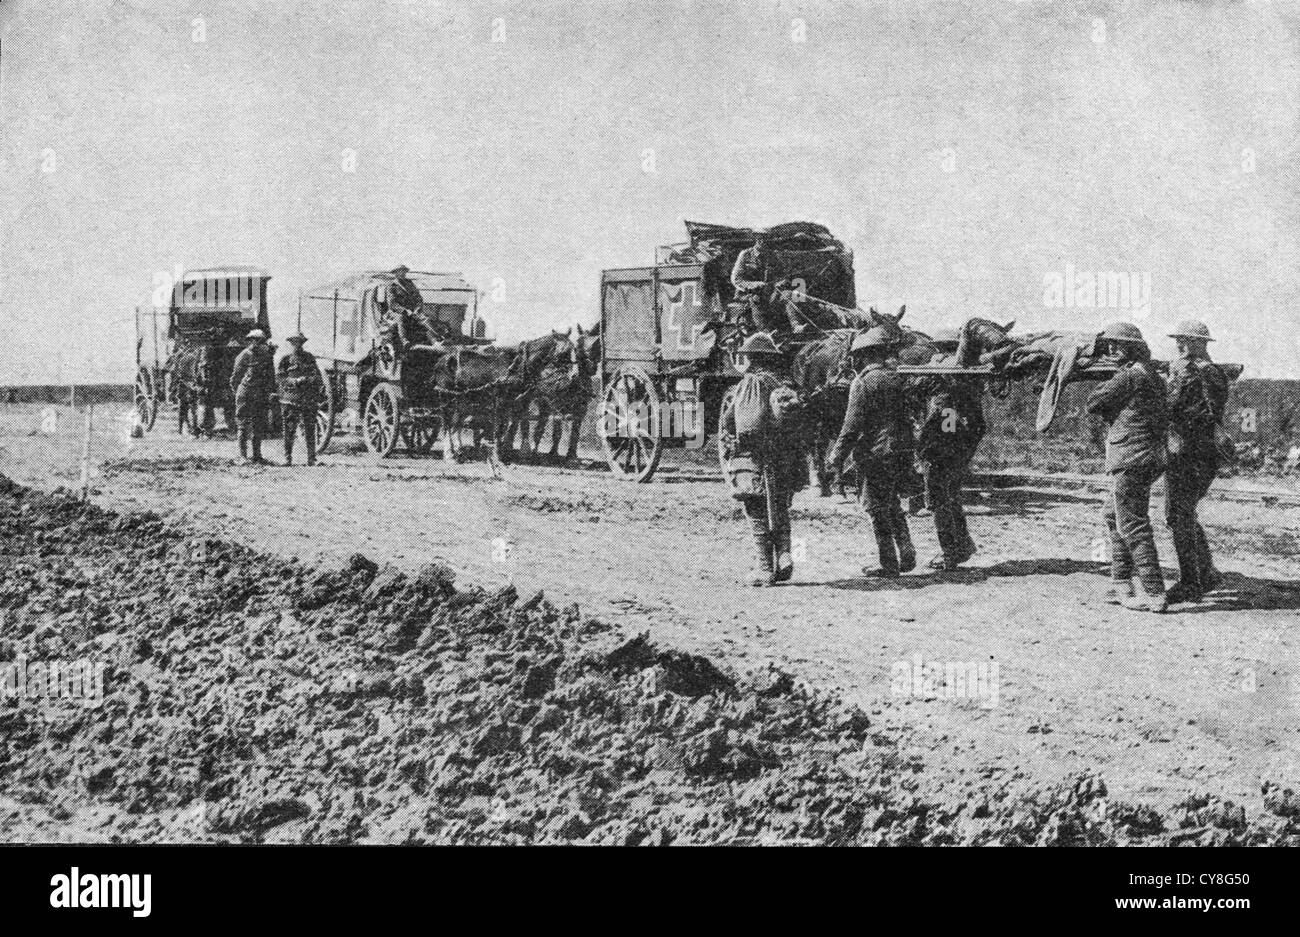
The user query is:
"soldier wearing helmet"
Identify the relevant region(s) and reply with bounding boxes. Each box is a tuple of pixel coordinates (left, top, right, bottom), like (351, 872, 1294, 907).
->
(277, 332, 326, 467)
(827, 326, 917, 577)
(1085, 322, 1170, 612)
(1163, 319, 1229, 603)
(230, 328, 275, 464)
(721, 332, 808, 585)
(915, 329, 986, 571)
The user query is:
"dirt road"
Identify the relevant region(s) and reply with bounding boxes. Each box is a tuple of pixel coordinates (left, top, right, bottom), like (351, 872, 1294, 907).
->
(4, 403, 1299, 814)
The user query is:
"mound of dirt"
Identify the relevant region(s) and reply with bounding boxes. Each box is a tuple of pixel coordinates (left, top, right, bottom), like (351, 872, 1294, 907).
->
(1, 474, 1295, 845)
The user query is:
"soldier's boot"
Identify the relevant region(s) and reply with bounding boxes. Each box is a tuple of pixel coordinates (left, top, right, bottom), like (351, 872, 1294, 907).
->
(749, 529, 776, 586)
(928, 553, 960, 572)
(958, 533, 977, 562)
(1165, 582, 1203, 605)
(284, 432, 294, 467)
(894, 512, 917, 574)
(237, 423, 249, 461)
(1121, 592, 1168, 614)
(1105, 580, 1136, 605)
(773, 525, 793, 583)
(863, 511, 900, 578)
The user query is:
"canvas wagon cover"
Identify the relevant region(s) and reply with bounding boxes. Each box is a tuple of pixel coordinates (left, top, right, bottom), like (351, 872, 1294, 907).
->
(677, 220, 856, 311)
(299, 270, 475, 363)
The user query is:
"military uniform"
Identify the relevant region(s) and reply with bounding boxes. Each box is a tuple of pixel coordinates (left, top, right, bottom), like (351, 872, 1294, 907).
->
(730, 244, 797, 333)
(230, 341, 275, 461)
(1165, 355, 1229, 596)
(917, 376, 985, 567)
(382, 271, 425, 351)
(277, 344, 325, 465)
(722, 357, 807, 584)
(195, 343, 221, 435)
(1086, 358, 1169, 600)
(828, 359, 916, 576)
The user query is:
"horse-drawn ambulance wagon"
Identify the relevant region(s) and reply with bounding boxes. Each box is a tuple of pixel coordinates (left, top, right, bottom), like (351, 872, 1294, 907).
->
(297, 269, 487, 456)
(595, 221, 856, 481)
(134, 266, 273, 435)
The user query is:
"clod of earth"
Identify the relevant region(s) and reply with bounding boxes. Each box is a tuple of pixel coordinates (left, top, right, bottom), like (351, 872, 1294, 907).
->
(0, 473, 1295, 844)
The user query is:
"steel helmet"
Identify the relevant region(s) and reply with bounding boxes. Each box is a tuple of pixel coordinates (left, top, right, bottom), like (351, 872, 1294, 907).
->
(286, 332, 308, 344)
(852, 326, 894, 352)
(246, 329, 267, 341)
(1168, 319, 1214, 342)
(1100, 322, 1146, 345)
(738, 332, 782, 357)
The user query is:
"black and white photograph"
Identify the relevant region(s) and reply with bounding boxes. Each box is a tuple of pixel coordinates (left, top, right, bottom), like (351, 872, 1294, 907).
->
(0, 0, 1295, 916)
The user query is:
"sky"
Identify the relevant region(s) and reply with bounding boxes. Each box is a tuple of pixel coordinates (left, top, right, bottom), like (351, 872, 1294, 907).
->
(3, 0, 1300, 382)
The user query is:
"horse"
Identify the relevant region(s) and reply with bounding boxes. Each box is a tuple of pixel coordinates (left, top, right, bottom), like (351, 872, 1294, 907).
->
(428, 344, 516, 461)
(498, 330, 580, 461)
(168, 344, 227, 437)
(954, 317, 1018, 367)
(521, 323, 599, 463)
(790, 311, 1018, 495)
(790, 305, 910, 495)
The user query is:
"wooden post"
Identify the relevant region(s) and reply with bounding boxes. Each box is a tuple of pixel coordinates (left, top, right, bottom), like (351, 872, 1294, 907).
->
(80, 402, 94, 501)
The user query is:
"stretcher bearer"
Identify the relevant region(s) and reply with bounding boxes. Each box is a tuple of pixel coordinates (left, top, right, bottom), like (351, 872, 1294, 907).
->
(916, 330, 985, 570)
(1163, 320, 1229, 603)
(722, 333, 808, 586)
(1086, 322, 1169, 613)
(828, 327, 917, 577)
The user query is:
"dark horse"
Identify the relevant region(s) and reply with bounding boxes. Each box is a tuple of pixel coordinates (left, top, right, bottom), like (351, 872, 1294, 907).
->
(169, 343, 230, 437)
(429, 330, 579, 462)
(428, 343, 516, 461)
(791, 311, 1018, 495)
(518, 323, 599, 463)
(790, 306, 913, 495)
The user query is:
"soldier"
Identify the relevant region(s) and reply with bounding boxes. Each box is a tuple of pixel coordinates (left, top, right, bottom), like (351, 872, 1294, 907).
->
(381, 265, 425, 351)
(194, 339, 223, 436)
(277, 332, 325, 467)
(1085, 322, 1169, 613)
(828, 327, 917, 577)
(730, 235, 802, 334)
(722, 332, 807, 585)
(230, 329, 275, 464)
(916, 330, 985, 570)
(1164, 320, 1229, 603)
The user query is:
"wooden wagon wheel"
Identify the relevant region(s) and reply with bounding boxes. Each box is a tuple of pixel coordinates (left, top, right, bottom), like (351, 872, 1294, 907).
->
(363, 382, 401, 457)
(598, 365, 663, 482)
(716, 384, 742, 495)
(133, 367, 159, 432)
(314, 368, 336, 454)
